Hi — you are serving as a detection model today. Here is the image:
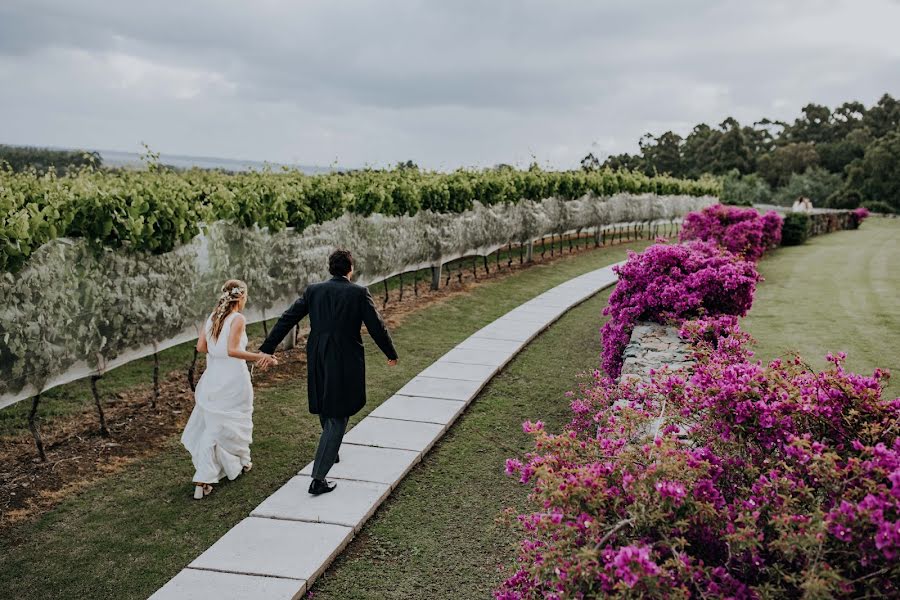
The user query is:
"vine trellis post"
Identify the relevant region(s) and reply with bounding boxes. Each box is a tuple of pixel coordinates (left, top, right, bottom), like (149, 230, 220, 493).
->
(28, 393, 47, 462)
(431, 264, 441, 291)
(89, 375, 110, 438)
(151, 350, 160, 409)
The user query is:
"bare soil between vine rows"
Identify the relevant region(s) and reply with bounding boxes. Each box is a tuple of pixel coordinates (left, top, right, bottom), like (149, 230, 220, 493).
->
(0, 236, 632, 531)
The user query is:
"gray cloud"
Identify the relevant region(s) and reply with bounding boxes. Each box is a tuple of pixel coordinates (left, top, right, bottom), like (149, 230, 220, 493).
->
(1, 0, 898, 169)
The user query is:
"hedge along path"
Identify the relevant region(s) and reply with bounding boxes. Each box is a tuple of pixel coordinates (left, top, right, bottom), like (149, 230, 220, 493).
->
(149, 263, 623, 600)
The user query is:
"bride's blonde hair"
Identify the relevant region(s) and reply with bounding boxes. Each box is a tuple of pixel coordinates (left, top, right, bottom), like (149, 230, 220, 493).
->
(210, 279, 247, 341)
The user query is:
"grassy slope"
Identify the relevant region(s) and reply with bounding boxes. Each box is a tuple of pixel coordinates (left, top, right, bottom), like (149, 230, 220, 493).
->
(0, 241, 647, 600)
(311, 289, 613, 599)
(742, 217, 900, 399)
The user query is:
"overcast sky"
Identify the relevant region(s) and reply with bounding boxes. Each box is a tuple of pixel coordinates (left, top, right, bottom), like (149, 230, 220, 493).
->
(1, 0, 899, 170)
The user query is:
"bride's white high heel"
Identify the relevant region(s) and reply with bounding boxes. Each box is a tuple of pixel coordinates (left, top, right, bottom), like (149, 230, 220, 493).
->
(193, 484, 213, 499)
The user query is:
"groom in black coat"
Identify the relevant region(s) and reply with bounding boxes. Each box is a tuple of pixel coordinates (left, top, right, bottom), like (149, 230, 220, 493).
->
(259, 249, 398, 495)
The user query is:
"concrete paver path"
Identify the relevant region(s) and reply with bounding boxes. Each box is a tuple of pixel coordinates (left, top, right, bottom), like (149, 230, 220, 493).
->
(150, 263, 619, 600)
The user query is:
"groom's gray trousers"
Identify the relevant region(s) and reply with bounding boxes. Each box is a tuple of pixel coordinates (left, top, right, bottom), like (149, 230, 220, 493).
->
(312, 415, 349, 480)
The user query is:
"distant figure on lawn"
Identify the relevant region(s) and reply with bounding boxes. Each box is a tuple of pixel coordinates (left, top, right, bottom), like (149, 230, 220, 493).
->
(182, 279, 277, 500)
(259, 249, 399, 495)
(792, 196, 814, 212)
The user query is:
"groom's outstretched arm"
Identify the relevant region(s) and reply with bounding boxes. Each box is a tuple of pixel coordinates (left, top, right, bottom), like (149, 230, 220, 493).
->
(362, 288, 398, 361)
(259, 293, 308, 354)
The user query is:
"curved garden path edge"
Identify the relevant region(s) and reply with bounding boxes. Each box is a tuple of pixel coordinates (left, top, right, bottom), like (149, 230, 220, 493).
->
(150, 263, 621, 600)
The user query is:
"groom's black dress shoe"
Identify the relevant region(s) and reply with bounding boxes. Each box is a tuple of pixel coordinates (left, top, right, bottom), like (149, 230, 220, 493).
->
(308, 478, 337, 495)
(335, 453, 340, 464)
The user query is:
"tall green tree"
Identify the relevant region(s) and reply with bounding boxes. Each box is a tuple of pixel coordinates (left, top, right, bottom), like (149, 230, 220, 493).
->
(638, 131, 684, 176)
(842, 127, 900, 211)
(681, 124, 719, 178)
(772, 166, 842, 206)
(757, 142, 820, 187)
(784, 103, 834, 144)
(862, 93, 900, 139)
(708, 118, 755, 175)
(602, 152, 643, 172)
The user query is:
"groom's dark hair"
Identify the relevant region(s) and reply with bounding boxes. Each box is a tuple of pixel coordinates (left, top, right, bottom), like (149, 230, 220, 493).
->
(328, 249, 353, 277)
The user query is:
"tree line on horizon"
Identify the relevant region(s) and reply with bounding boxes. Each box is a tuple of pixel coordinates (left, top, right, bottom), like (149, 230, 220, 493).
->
(583, 93, 900, 213)
(0, 144, 103, 174)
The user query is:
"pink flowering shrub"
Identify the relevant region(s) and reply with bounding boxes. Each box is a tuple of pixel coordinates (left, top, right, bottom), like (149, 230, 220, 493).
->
(600, 241, 759, 378)
(498, 318, 899, 599)
(680, 204, 783, 261)
(850, 206, 871, 229)
(760, 210, 783, 249)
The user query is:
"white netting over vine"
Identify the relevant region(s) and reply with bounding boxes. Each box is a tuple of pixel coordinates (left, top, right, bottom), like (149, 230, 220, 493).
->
(0, 193, 714, 407)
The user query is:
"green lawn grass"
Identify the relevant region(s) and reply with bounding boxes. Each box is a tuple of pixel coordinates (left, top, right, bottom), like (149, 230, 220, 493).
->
(0, 240, 648, 600)
(742, 217, 900, 399)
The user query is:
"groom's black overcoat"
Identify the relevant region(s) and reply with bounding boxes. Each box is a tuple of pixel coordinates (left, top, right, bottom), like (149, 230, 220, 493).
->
(259, 276, 398, 418)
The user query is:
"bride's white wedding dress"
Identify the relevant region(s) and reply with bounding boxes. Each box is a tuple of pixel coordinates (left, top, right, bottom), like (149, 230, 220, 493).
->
(181, 311, 253, 483)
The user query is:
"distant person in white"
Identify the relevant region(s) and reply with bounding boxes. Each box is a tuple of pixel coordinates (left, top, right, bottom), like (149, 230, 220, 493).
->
(181, 279, 276, 499)
(791, 196, 814, 213)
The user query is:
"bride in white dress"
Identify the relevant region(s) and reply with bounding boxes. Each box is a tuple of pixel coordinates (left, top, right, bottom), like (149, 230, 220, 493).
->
(181, 279, 276, 499)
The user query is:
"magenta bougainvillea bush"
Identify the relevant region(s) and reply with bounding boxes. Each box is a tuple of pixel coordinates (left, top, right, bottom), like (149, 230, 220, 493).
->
(851, 206, 871, 229)
(680, 204, 783, 261)
(600, 241, 759, 379)
(498, 317, 899, 599)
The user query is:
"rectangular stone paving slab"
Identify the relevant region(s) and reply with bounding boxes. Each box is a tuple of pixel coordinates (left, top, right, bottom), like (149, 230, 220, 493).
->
(341, 416, 445, 452)
(251, 475, 390, 531)
(299, 443, 420, 487)
(416, 361, 498, 381)
(439, 347, 513, 367)
(189, 517, 352, 583)
(455, 337, 525, 353)
(369, 394, 468, 425)
(394, 375, 485, 401)
(489, 318, 550, 335)
(518, 299, 573, 311)
(472, 321, 543, 342)
(509, 302, 567, 314)
(149, 568, 306, 600)
(553, 280, 603, 292)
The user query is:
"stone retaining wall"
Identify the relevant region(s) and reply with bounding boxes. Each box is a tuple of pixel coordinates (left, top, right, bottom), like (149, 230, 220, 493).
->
(754, 204, 860, 236)
(617, 321, 695, 439)
(619, 322, 694, 383)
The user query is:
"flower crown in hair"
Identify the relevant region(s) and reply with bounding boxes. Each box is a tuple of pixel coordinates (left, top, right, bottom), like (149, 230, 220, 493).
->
(220, 285, 245, 301)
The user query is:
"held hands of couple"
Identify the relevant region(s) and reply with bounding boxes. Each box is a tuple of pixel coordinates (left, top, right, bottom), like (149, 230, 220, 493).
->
(257, 353, 278, 371)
